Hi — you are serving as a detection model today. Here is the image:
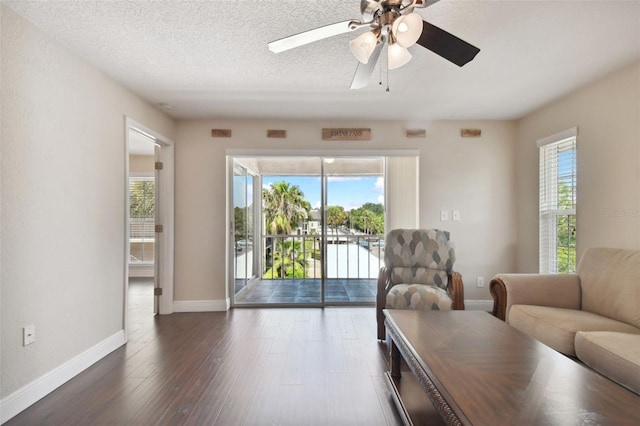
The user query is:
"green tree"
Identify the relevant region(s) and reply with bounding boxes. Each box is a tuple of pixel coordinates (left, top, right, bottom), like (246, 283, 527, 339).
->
(557, 180, 576, 272)
(326, 205, 347, 234)
(234, 206, 246, 240)
(349, 203, 384, 234)
(263, 239, 309, 278)
(262, 181, 310, 235)
(130, 181, 155, 218)
(362, 202, 384, 215)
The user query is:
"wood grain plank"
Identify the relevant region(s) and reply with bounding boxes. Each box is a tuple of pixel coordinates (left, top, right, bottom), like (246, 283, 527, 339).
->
(6, 284, 401, 426)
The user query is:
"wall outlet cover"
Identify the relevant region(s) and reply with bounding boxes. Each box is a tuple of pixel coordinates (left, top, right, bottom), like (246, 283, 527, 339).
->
(23, 325, 36, 346)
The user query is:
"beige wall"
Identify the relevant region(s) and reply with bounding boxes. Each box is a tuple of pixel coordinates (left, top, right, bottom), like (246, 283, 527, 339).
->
(129, 154, 155, 174)
(174, 119, 517, 303)
(515, 62, 640, 272)
(1, 6, 175, 399)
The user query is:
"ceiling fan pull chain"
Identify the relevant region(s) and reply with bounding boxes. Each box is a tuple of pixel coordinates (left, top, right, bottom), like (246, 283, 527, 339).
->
(386, 69, 390, 93)
(384, 45, 390, 92)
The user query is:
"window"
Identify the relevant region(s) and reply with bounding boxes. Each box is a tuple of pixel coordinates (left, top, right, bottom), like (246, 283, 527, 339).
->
(538, 128, 577, 273)
(129, 176, 155, 264)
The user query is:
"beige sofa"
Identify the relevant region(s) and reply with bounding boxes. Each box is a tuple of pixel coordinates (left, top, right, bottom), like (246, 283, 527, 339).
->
(490, 248, 640, 395)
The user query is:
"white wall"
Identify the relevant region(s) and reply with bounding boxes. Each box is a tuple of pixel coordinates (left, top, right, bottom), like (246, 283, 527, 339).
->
(174, 119, 517, 304)
(0, 4, 175, 403)
(515, 62, 640, 272)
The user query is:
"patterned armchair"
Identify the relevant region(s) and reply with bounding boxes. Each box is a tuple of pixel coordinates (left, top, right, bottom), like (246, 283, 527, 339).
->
(376, 229, 465, 340)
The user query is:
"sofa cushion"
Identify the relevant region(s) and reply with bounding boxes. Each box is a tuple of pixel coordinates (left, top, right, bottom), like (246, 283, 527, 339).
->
(575, 331, 640, 395)
(577, 248, 640, 328)
(508, 305, 640, 356)
(386, 284, 452, 311)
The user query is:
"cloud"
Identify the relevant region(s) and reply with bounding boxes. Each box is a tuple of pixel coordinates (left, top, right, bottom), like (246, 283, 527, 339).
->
(378, 195, 384, 203)
(374, 177, 384, 193)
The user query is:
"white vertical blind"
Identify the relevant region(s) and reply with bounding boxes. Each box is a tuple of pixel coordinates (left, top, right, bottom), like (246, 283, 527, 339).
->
(538, 128, 577, 273)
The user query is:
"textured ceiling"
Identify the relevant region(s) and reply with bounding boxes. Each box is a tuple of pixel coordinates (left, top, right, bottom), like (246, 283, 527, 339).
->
(5, 0, 640, 121)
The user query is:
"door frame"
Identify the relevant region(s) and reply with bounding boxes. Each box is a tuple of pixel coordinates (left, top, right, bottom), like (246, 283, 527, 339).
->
(124, 117, 175, 337)
(226, 149, 419, 306)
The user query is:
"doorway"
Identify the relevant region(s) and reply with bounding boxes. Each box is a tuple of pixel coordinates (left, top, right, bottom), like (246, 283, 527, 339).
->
(127, 128, 158, 318)
(125, 118, 175, 334)
(229, 155, 386, 306)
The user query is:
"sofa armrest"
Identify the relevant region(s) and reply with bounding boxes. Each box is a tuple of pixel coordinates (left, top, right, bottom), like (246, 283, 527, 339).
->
(490, 273, 581, 321)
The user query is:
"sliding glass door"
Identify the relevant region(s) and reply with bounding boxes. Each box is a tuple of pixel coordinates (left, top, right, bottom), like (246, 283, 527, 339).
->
(323, 157, 384, 303)
(233, 162, 257, 295)
(230, 155, 386, 307)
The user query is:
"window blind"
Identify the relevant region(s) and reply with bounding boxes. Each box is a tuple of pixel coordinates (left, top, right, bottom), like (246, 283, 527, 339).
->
(129, 177, 155, 264)
(538, 128, 577, 273)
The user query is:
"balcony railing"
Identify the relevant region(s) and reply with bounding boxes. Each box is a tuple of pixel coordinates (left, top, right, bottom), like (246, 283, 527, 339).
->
(259, 232, 383, 280)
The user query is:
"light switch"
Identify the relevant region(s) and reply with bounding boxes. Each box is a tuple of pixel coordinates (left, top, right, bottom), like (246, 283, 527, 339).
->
(452, 210, 460, 221)
(440, 210, 449, 221)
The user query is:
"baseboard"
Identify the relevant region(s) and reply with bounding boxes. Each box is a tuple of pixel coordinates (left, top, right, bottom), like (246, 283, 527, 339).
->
(0, 330, 126, 424)
(464, 300, 493, 311)
(173, 299, 230, 312)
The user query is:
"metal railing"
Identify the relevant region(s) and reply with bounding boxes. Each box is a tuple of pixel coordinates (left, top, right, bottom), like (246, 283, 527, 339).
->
(261, 232, 383, 280)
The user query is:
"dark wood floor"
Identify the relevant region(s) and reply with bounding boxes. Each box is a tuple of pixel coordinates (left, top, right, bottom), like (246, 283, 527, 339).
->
(8, 280, 402, 425)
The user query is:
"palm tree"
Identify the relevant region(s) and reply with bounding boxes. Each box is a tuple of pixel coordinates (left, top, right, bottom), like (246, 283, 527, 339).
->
(263, 239, 308, 278)
(262, 181, 310, 235)
(327, 205, 347, 234)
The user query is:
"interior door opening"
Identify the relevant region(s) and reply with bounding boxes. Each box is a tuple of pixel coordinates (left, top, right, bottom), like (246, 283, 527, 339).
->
(127, 128, 159, 320)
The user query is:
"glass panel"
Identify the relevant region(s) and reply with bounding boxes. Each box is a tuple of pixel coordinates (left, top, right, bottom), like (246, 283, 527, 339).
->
(129, 177, 155, 264)
(260, 172, 322, 304)
(233, 165, 249, 295)
(324, 157, 384, 303)
(231, 156, 386, 306)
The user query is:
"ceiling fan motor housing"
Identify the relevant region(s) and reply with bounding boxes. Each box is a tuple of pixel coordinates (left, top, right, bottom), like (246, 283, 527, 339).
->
(360, 0, 382, 21)
(361, 1, 415, 28)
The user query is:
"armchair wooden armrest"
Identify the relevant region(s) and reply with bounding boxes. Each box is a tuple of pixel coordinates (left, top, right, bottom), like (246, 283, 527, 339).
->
(376, 266, 393, 340)
(490, 273, 581, 321)
(449, 271, 465, 310)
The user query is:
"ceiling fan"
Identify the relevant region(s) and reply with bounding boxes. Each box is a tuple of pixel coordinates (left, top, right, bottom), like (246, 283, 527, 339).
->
(268, 0, 480, 89)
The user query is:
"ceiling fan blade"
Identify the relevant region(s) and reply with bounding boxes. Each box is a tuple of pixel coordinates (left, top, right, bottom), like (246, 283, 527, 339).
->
(416, 20, 480, 67)
(269, 20, 361, 53)
(350, 43, 383, 89)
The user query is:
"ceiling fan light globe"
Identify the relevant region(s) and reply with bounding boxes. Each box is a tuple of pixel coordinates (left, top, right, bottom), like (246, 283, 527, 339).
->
(392, 12, 423, 48)
(349, 31, 378, 64)
(388, 43, 412, 70)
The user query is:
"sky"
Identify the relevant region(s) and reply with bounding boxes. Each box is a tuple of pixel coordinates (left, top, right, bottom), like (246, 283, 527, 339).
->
(257, 175, 384, 211)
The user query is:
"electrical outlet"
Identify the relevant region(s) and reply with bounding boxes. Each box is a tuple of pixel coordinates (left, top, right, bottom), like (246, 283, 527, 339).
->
(476, 277, 485, 288)
(452, 210, 461, 221)
(440, 210, 449, 221)
(23, 325, 36, 346)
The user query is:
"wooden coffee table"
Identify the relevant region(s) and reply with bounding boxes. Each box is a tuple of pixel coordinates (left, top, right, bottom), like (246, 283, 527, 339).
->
(383, 310, 640, 425)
